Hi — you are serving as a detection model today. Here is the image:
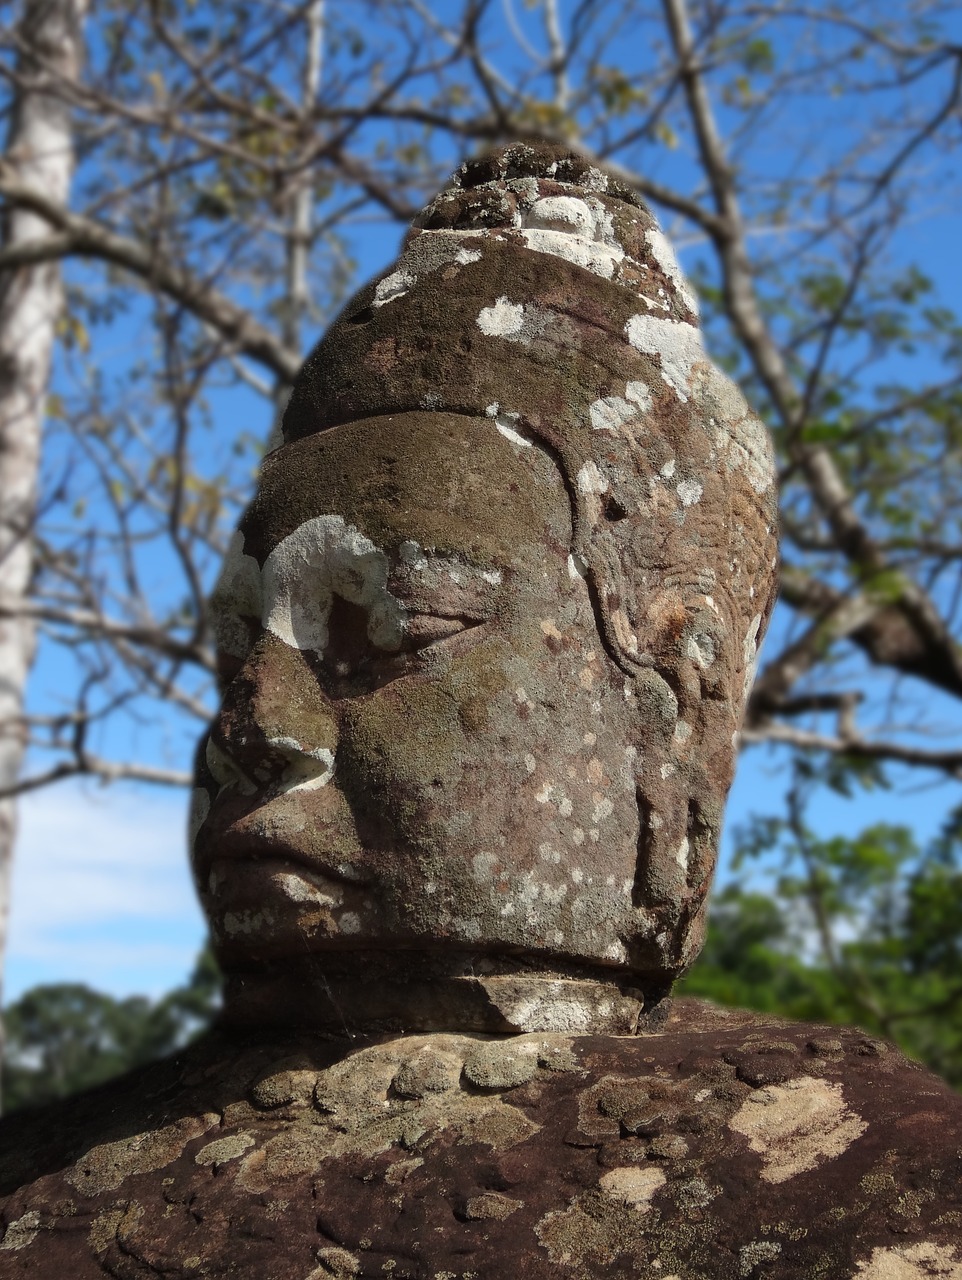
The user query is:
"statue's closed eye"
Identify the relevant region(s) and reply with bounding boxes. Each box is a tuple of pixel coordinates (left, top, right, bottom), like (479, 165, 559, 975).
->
(322, 593, 488, 696)
(214, 604, 488, 699)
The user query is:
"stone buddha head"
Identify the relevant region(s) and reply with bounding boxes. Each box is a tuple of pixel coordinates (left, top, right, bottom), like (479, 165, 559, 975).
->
(189, 142, 779, 1035)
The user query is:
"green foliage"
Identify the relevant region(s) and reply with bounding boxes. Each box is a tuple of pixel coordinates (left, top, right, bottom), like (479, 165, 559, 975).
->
(682, 886, 821, 1014)
(683, 794, 962, 1089)
(2, 945, 221, 1114)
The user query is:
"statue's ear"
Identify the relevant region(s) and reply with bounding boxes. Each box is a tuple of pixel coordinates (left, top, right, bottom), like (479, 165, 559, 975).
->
(623, 594, 742, 974)
(629, 592, 739, 720)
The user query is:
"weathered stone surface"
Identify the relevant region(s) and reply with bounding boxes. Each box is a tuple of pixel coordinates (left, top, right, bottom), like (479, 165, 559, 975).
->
(3, 1001, 962, 1277)
(4, 142, 957, 1275)
(193, 140, 779, 1030)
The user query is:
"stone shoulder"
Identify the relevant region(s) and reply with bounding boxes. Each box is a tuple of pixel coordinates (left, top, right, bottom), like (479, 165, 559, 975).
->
(2, 1006, 961, 1278)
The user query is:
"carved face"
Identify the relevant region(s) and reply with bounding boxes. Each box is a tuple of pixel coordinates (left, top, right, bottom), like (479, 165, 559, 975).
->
(193, 414, 652, 970)
(190, 143, 779, 988)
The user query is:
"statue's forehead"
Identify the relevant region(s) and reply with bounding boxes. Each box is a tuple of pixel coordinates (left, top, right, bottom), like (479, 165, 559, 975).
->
(242, 411, 571, 566)
(266, 141, 779, 664)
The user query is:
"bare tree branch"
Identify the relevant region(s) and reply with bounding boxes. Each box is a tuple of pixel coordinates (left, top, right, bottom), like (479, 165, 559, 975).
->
(0, 169, 302, 382)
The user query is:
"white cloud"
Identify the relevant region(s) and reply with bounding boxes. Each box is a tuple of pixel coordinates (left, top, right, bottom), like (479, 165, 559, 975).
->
(6, 784, 206, 1001)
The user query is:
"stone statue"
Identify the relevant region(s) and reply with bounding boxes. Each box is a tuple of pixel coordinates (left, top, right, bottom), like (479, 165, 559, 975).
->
(2, 143, 960, 1280)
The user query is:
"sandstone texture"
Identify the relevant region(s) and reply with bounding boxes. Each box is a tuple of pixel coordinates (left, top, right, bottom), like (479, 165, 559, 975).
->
(5, 144, 954, 1275)
(2, 1001, 961, 1278)
(193, 141, 779, 1027)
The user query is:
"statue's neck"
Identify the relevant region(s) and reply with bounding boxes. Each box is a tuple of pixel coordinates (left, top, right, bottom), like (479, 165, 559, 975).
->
(220, 950, 673, 1038)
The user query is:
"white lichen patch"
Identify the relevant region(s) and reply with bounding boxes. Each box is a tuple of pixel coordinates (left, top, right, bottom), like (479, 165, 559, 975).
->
(695, 364, 776, 494)
(676, 479, 703, 507)
(490, 406, 531, 448)
(505, 174, 541, 205)
(222, 908, 277, 937)
(742, 612, 763, 700)
(521, 228, 624, 279)
(855, 1242, 962, 1279)
(603, 939, 629, 963)
(399, 540, 427, 572)
(472, 851, 498, 881)
(525, 195, 596, 238)
(0, 1211, 41, 1251)
(589, 394, 639, 434)
(577, 460, 609, 497)
(625, 315, 707, 402)
(267, 737, 335, 793)
(372, 268, 414, 307)
(675, 836, 690, 873)
(372, 230, 488, 308)
(477, 296, 556, 345)
(728, 1076, 867, 1184)
(686, 630, 717, 669)
(518, 193, 627, 280)
(625, 380, 653, 411)
(262, 515, 405, 655)
(272, 871, 339, 907)
(567, 552, 588, 581)
(195, 1132, 257, 1167)
(66, 1115, 218, 1195)
(592, 796, 614, 824)
(645, 227, 699, 315)
(210, 529, 263, 661)
(739, 1241, 782, 1276)
(589, 198, 619, 247)
(477, 296, 525, 337)
(599, 1164, 666, 1209)
(482, 979, 634, 1033)
(725, 417, 775, 495)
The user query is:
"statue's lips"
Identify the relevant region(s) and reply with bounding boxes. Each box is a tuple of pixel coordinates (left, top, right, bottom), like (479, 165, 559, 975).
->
(198, 829, 373, 888)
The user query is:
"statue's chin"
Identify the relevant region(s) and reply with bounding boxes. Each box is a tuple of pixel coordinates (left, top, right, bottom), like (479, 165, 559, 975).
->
(217, 948, 676, 1037)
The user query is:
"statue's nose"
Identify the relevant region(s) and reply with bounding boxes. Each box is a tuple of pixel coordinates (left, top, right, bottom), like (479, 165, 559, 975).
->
(206, 632, 339, 795)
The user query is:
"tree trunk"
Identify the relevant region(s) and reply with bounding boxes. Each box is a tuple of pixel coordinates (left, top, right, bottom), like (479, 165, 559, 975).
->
(0, 0, 87, 1027)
